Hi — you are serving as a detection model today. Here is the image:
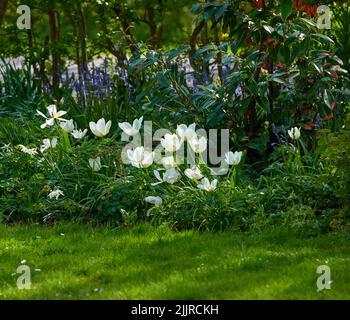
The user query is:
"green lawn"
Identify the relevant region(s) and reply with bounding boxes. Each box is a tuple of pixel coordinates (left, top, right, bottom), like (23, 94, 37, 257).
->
(0, 223, 349, 300)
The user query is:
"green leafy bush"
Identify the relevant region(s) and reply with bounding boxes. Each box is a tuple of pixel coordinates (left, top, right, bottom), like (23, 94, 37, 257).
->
(317, 111, 350, 221)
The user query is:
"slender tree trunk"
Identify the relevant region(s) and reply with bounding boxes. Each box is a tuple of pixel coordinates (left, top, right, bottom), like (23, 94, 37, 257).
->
(48, 7, 60, 92)
(189, 19, 205, 72)
(40, 36, 50, 85)
(0, 0, 9, 27)
(66, 10, 82, 80)
(78, 7, 88, 69)
(144, 4, 162, 49)
(27, 27, 38, 76)
(268, 49, 274, 116)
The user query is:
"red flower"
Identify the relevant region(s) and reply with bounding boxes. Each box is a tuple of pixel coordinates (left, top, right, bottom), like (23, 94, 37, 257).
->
(254, 0, 264, 9)
(293, 0, 301, 9)
(302, 3, 318, 17)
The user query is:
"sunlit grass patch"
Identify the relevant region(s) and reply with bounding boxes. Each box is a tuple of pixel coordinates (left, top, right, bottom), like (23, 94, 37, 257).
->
(0, 223, 349, 300)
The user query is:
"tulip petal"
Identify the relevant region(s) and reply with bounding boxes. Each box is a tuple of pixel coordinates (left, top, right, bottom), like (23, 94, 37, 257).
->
(105, 120, 112, 135)
(36, 110, 48, 119)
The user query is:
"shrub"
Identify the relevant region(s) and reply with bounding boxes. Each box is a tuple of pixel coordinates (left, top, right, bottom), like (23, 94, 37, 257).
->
(317, 111, 350, 219)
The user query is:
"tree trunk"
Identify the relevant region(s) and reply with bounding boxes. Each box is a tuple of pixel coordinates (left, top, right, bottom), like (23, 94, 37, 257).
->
(48, 8, 60, 92)
(78, 7, 88, 69)
(0, 0, 9, 27)
(189, 19, 205, 72)
(144, 4, 162, 49)
(27, 27, 38, 76)
(66, 9, 82, 80)
(39, 36, 50, 85)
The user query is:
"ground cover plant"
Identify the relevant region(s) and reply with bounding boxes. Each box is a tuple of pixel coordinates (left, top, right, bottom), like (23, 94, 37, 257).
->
(0, 0, 349, 300)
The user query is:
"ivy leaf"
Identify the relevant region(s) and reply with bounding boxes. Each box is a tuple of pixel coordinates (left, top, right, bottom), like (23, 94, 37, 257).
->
(281, 0, 292, 20)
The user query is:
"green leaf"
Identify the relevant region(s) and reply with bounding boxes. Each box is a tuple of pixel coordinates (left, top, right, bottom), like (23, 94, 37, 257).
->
(190, 3, 203, 14)
(164, 45, 190, 60)
(248, 130, 270, 153)
(311, 62, 323, 75)
(192, 44, 217, 58)
(231, 31, 247, 54)
(156, 72, 171, 88)
(271, 77, 285, 85)
(203, 8, 216, 21)
(263, 25, 274, 34)
(323, 90, 333, 109)
(247, 50, 260, 62)
(281, 0, 292, 20)
(203, 51, 219, 63)
(215, 3, 229, 20)
(312, 33, 335, 44)
(247, 81, 259, 95)
(300, 17, 317, 28)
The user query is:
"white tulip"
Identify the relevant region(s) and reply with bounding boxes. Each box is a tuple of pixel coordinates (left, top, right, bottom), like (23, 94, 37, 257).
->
(184, 166, 203, 180)
(144, 196, 162, 207)
(72, 129, 88, 140)
(18, 145, 38, 156)
(161, 134, 182, 152)
(48, 188, 64, 200)
(153, 149, 164, 165)
(89, 118, 112, 138)
(224, 151, 243, 166)
(60, 119, 75, 133)
(152, 170, 164, 186)
(163, 168, 181, 184)
(37, 105, 67, 129)
(189, 135, 207, 154)
(161, 156, 176, 169)
(176, 123, 196, 141)
(197, 178, 218, 192)
(288, 127, 301, 140)
(89, 157, 102, 172)
(118, 116, 143, 137)
(153, 168, 180, 185)
(127, 147, 153, 168)
(40, 137, 58, 153)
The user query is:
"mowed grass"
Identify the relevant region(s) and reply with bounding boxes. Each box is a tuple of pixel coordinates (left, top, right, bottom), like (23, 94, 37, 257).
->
(0, 223, 349, 300)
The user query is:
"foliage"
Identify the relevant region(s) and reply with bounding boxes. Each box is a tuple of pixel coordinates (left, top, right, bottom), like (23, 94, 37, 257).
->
(331, 2, 350, 82)
(317, 111, 350, 218)
(0, 62, 46, 119)
(0, 1, 350, 233)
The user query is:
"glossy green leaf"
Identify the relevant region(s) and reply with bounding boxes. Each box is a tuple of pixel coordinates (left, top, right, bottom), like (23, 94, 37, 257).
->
(281, 0, 292, 20)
